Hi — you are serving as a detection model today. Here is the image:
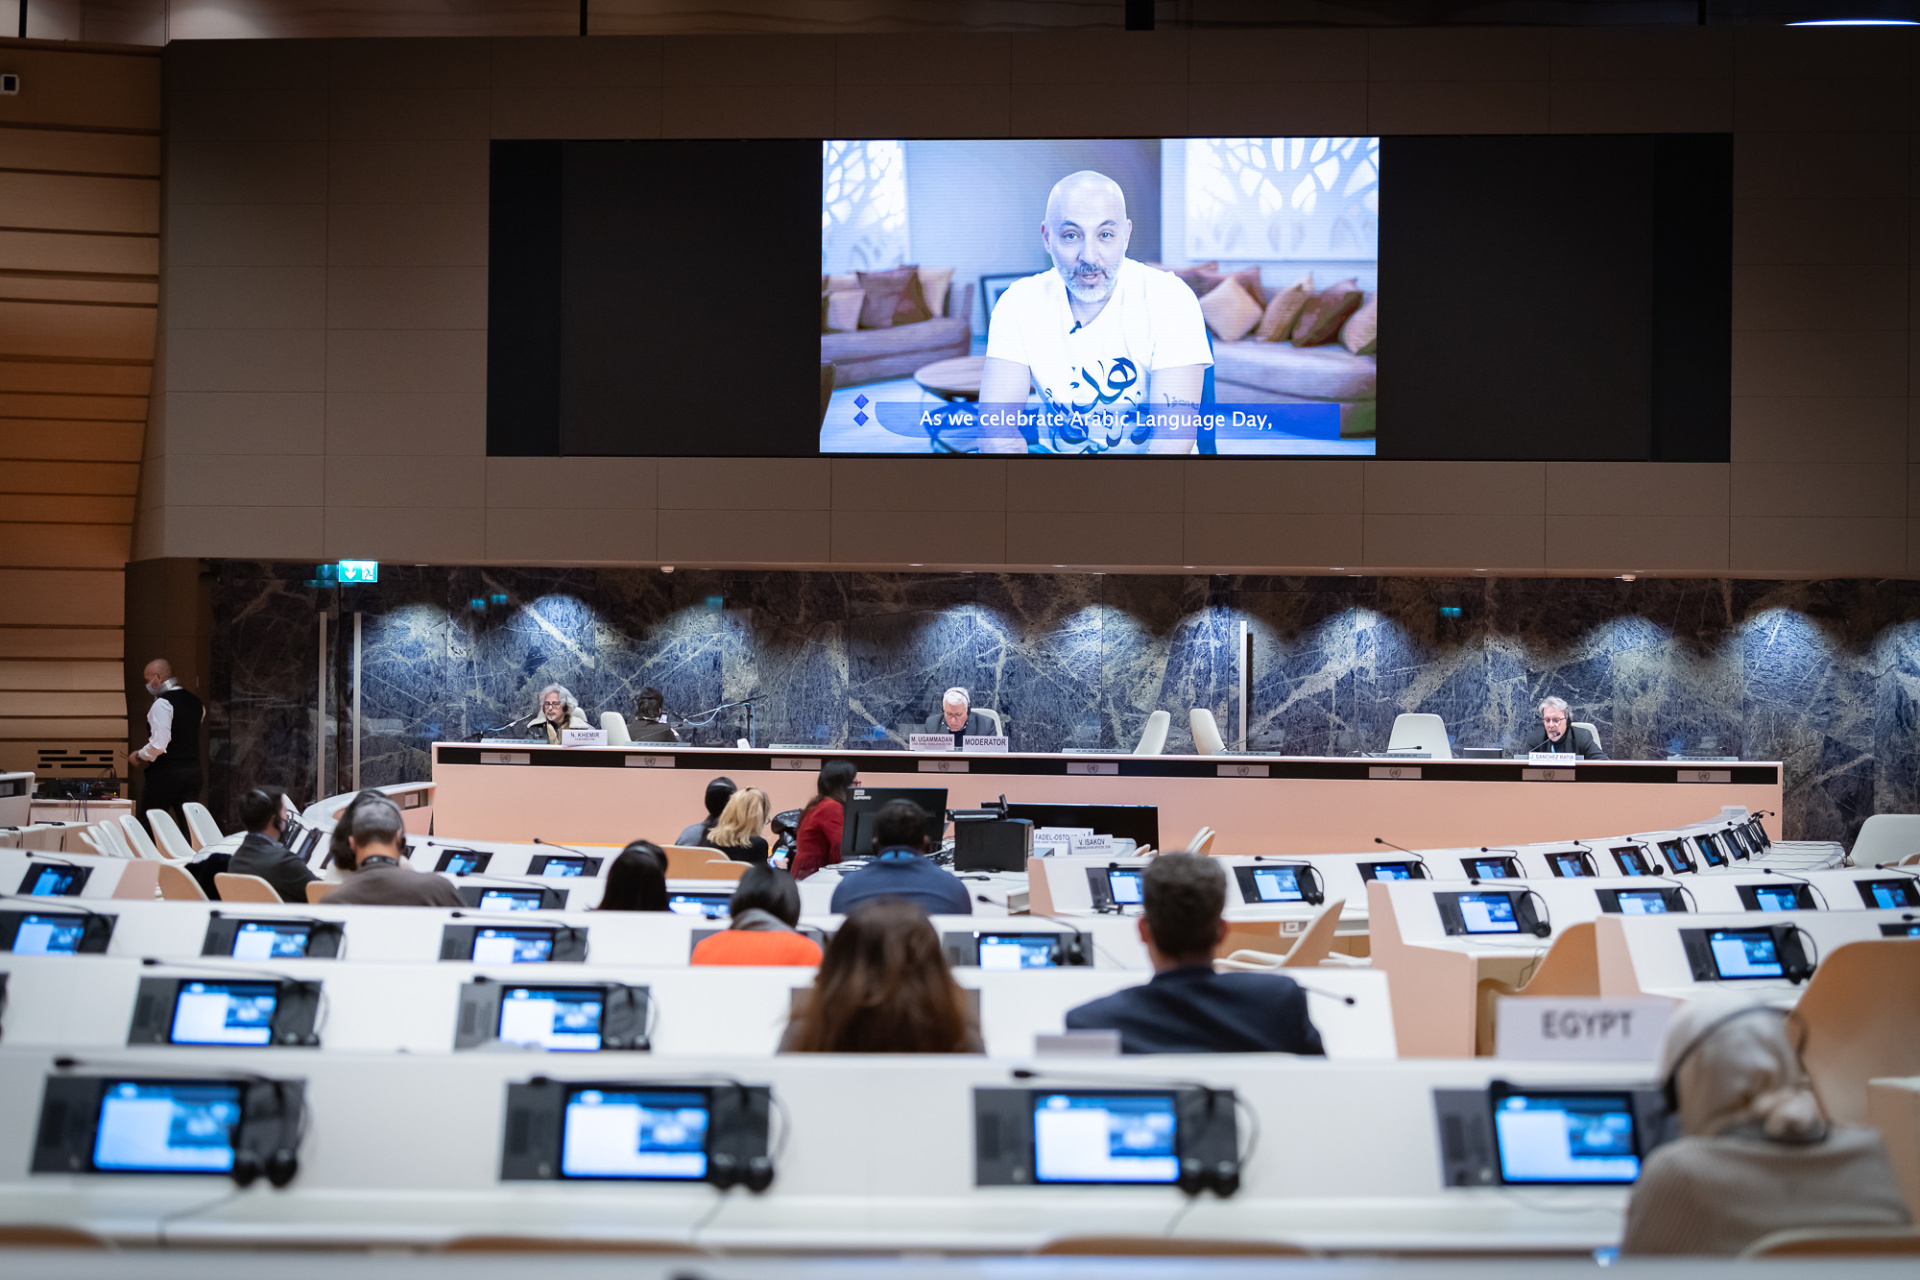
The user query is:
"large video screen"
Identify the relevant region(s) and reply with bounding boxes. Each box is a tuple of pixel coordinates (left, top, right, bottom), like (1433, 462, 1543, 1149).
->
(820, 138, 1379, 457)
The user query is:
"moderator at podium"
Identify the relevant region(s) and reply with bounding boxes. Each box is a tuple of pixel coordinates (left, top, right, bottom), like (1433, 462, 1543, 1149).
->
(922, 687, 994, 747)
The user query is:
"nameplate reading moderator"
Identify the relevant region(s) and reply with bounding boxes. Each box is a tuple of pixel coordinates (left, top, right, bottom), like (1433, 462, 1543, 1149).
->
(962, 736, 1009, 753)
(1494, 996, 1675, 1062)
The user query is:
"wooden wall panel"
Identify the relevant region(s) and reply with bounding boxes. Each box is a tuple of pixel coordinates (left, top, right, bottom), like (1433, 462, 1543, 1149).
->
(0, 39, 155, 783)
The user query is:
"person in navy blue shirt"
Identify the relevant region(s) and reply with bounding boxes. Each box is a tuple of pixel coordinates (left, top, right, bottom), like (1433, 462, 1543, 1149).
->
(828, 799, 972, 917)
(1065, 853, 1324, 1055)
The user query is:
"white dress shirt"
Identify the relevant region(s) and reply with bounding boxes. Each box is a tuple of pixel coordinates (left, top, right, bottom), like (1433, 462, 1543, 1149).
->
(137, 678, 180, 762)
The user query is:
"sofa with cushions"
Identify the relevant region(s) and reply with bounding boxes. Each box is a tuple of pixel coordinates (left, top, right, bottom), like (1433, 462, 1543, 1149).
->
(820, 265, 974, 388)
(1168, 262, 1377, 439)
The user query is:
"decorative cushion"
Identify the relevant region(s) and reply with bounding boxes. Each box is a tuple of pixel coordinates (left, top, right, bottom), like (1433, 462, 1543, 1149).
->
(917, 267, 955, 318)
(1340, 292, 1377, 356)
(1255, 275, 1314, 343)
(892, 268, 933, 326)
(855, 267, 915, 329)
(826, 272, 860, 292)
(824, 289, 865, 334)
(1292, 278, 1363, 348)
(1167, 261, 1220, 294)
(1197, 278, 1264, 343)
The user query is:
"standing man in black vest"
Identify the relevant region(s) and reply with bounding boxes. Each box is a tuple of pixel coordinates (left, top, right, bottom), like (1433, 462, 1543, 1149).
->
(134, 657, 203, 826)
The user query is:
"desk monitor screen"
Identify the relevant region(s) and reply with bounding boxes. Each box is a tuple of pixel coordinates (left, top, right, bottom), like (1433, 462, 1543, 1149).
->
(1610, 846, 1654, 876)
(560, 1087, 709, 1180)
(13, 913, 88, 954)
(1000, 803, 1159, 852)
(1600, 887, 1680, 916)
(478, 888, 547, 912)
(1705, 927, 1784, 979)
(498, 986, 604, 1052)
(840, 787, 948, 860)
(1032, 1092, 1180, 1185)
(1359, 861, 1424, 882)
(169, 981, 278, 1047)
(471, 927, 556, 964)
(435, 849, 491, 876)
(535, 856, 595, 878)
(1656, 840, 1695, 874)
(91, 1081, 243, 1174)
(1744, 818, 1771, 850)
(1738, 882, 1813, 913)
(1463, 856, 1518, 879)
(1882, 922, 1920, 937)
(1725, 828, 1754, 859)
(1492, 1092, 1641, 1185)
(976, 932, 1062, 970)
(1857, 878, 1920, 909)
(231, 921, 312, 960)
(1546, 851, 1592, 878)
(1692, 834, 1728, 868)
(1105, 867, 1145, 906)
(20, 863, 86, 897)
(667, 892, 733, 920)
(293, 827, 323, 863)
(1446, 891, 1521, 935)
(1234, 864, 1311, 904)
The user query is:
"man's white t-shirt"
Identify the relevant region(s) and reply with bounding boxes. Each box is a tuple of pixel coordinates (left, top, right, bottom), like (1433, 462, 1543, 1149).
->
(984, 258, 1212, 454)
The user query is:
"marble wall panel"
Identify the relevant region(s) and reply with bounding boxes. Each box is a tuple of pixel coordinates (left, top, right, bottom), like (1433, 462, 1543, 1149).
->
(207, 562, 1920, 845)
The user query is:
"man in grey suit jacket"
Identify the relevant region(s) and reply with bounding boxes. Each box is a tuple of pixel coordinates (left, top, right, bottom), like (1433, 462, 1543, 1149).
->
(1521, 695, 1608, 759)
(921, 687, 994, 746)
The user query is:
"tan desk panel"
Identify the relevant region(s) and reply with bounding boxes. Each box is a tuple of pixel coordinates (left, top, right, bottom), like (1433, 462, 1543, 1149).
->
(431, 745, 1782, 857)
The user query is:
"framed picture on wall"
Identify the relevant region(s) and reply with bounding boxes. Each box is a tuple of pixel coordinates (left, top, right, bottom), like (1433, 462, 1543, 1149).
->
(979, 273, 1029, 321)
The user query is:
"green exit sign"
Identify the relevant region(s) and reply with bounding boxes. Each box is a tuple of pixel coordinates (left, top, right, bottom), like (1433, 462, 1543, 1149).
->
(335, 560, 378, 583)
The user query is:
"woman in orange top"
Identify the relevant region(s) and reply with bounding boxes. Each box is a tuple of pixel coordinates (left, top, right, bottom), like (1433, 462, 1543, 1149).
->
(689, 863, 823, 967)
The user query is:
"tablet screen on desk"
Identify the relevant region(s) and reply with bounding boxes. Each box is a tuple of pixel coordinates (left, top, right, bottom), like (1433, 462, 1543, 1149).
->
(976, 932, 1059, 969)
(20, 864, 85, 897)
(1656, 840, 1694, 874)
(560, 1087, 709, 1180)
(231, 921, 312, 959)
(498, 986, 603, 1051)
(1032, 1092, 1179, 1185)
(1693, 834, 1727, 868)
(1707, 927, 1783, 979)
(1464, 857, 1514, 879)
(92, 1081, 243, 1174)
(13, 913, 87, 954)
(478, 889, 546, 912)
(1249, 866, 1305, 902)
(471, 927, 556, 964)
(538, 857, 590, 877)
(1859, 879, 1920, 909)
(1455, 892, 1520, 934)
(667, 893, 732, 920)
(1106, 868, 1144, 905)
(1492, 1093, 1640, 1185)
(169, 981, 278, 1047)
(1613, 889, 1671, 915)
(1359, 861, 1419, 882)
(1546, 852, 1591, 878)
(1744, 884, 1803, 913)
(436, 850, 491, 876)
(1610, 846, 1652, 876)
(1882, 922, 1920, 937)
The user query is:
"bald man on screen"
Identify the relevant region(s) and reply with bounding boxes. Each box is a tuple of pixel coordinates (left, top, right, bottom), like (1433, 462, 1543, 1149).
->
(978, 170, 1211, 455)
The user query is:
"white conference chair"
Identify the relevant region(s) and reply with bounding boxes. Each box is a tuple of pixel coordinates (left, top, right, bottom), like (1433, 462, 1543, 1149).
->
(973, 708, 1005, 736)
(1852, 814, 1920, 866)
(1185, 826, 1216, 854)
(600, 712, 632, 745)
(1190, 708, 1226, 756)
(1133, 710, 1171, 756)
(1573, 720, 1602, 753)
(79, 822, 131, 859)
(183, 802, 223, 850)
(1387, 712, 1451, 760)
(117, 813, 165, 860)
(147, 811, 198, 861)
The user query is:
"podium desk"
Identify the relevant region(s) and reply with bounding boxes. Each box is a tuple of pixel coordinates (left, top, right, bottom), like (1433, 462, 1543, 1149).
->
(432, 743, 1782, 857)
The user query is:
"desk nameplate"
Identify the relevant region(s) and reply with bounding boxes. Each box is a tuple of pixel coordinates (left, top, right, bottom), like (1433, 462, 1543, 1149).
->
(1066, 762, 1119, 776)
(770, 757, 821, 772)
(624, 754, 676, 769)
(479, 752, 530, 766)
(1217, 763, 1269, 778)
(919, 759, 968, 774)
(1523, 768, 1576, 782)
(1368, 765, 1419, 780)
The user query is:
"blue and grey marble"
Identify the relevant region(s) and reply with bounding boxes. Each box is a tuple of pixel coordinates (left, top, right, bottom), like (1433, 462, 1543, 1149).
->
(205, 565, 1920, 845)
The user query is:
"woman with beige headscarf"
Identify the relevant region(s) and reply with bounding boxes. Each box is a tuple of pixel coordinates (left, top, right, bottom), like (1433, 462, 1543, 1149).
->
(1621, 995, 1911, 1255)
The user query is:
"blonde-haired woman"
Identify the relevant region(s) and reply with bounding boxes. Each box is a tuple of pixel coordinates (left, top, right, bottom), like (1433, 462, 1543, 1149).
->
(702, 785, 770, 865)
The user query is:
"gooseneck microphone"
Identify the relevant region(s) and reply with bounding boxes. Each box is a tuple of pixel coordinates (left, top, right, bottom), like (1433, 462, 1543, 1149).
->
(532, 838, 598, 858)
(1373, 837, 1419, 857)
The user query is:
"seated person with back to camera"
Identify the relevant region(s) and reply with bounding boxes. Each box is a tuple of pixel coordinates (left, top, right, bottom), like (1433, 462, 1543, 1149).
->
(1065, 853, 1324, 1055)
(1621, 996, 1909, 1255)
(629, 686, 678, 743)
(690, 864, 823, 967)
(922, 686, 995, 747)
(226, 785, 318, 904)
(594, 841, 670, 912)
(1520, 696, 1608, 759)
(828, 798, 972, 917)
(781, 898, 982, 1052)
(701, 786, 771, 865)
(320, 793, 464, 908)
(676, 776, 736, 848)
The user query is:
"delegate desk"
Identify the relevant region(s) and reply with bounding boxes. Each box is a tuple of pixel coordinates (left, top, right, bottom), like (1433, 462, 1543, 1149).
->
(431, 743, 1783, 858)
